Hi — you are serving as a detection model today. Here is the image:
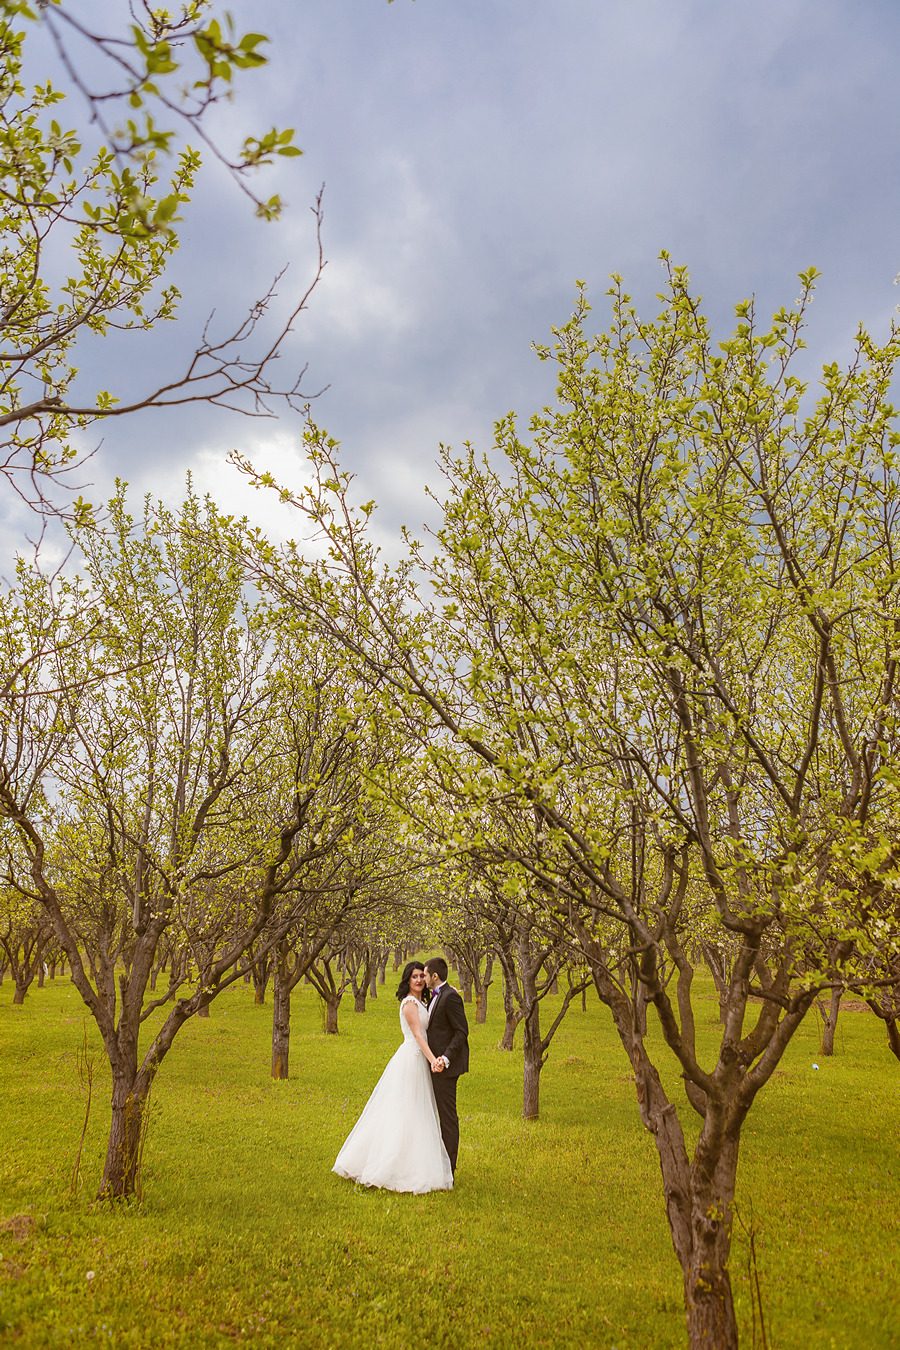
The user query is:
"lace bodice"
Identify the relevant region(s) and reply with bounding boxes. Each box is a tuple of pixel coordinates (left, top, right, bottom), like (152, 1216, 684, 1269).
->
(399, 995, 428, 1041)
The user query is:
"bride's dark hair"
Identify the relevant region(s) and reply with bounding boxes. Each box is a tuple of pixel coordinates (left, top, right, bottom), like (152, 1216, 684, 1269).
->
(396, 960, 429, 1003)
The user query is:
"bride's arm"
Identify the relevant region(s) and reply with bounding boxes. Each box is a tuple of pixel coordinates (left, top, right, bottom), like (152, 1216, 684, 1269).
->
(402, 1000, 438, 1066)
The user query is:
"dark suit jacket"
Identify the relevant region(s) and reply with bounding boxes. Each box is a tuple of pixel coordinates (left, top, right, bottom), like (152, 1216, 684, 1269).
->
(426, 984, 469, 1077)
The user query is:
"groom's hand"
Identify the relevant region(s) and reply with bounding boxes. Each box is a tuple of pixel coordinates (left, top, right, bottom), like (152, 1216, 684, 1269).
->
(431, 1060, 444, 1073)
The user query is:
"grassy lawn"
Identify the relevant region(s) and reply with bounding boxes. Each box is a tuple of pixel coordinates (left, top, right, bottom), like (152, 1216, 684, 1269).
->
(0, 970, 898, 1349)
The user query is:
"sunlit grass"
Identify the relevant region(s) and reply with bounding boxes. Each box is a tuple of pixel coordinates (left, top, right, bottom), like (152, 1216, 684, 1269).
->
(1, 971, 898, 1348)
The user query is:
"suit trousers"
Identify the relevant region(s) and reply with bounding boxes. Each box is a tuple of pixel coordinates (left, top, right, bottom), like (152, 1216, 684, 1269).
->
(431, 1072, 460, 1173)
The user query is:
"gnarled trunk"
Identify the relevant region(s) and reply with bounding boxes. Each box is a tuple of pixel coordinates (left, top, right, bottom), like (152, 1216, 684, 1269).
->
(590, 957, 742, 1350)
(680, 1134, 740, 1348)
(98, 1068, 149, 1200)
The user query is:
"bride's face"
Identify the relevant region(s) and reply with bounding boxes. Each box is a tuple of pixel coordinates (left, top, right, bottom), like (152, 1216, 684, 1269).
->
(409, 969, 426, 997)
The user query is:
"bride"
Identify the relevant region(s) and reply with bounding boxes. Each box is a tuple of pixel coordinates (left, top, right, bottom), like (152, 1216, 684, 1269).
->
(332, 961, 453, 1193)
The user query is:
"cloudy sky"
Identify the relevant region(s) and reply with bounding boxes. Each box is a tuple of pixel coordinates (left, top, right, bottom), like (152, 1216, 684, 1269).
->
(18, 0, 900, 553)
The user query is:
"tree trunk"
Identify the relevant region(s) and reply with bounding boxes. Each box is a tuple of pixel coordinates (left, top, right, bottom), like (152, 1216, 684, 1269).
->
(251, 953, 271, 1005)
(323, 994, 341, 1033)
(368, 970, 378, 999)
(702, 942, 730, 1024)
(472, 950, 493, 1020)
(499, 1007, 522, 1049)
(475, 953, 493, 1024)
(518, 925, 546, 1119)
(499, 963, 522, 1048)
(522, 1001, 542, 1119)
(149, 952, 166, 993)
(819, 987, 841, 1055)
(459, 966, 473, 1002)
(589, 952, 742, 1350)
(2, 929, 48, 1004)
(98, 1069, 148, 1200)
(887, 1018, 900, 1064)
(37, 962, 45, 988)
(679, 1135, 740, 1349)
(271, 964, 291, 1079)
(635, 981, 649, 1036)
(354, 988, 367, 1013)
(197, 963, 212, 1016)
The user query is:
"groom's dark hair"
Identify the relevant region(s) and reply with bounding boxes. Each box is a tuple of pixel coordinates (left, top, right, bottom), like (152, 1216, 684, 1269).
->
(425, 956, 448, 982)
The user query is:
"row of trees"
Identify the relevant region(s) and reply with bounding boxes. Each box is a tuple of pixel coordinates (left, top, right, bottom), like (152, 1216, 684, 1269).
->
(2, 4, 899, 1347)
(0, 0, 402, 1205)
(246, 267, 900, 1349)
(0, 484, 434, 1196)
(0, 0, 459, 1219)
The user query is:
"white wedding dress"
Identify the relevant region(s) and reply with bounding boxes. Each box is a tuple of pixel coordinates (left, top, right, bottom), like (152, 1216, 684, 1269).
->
(332, 995, 453, 1193)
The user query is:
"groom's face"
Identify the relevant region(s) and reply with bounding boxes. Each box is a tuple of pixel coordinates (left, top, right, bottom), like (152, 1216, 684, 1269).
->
(424, 968, 440, 990)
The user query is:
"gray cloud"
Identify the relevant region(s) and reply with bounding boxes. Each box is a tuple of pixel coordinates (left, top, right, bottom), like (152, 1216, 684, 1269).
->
(32, 0, 900, 548)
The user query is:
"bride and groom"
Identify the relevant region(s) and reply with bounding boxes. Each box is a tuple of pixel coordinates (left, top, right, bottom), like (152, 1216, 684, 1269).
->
(333, 957, 469, 1193)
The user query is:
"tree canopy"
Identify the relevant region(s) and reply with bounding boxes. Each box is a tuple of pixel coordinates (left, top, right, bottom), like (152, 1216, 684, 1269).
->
(0, 0, 315, 516)
(244, 263, 900, 1348)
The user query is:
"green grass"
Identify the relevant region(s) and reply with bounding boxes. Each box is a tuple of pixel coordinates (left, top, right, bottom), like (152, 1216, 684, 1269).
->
(0, 972, 898, 1349)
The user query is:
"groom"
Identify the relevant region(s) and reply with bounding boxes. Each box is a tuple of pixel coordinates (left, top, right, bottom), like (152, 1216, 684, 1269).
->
(425, 956, 469, 1176)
